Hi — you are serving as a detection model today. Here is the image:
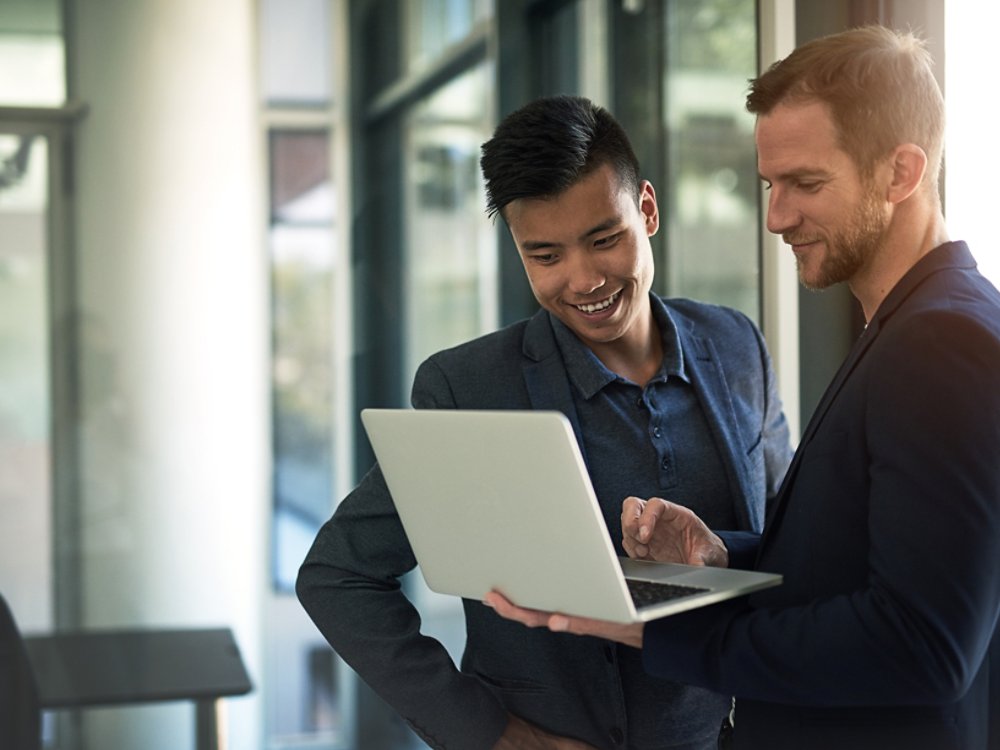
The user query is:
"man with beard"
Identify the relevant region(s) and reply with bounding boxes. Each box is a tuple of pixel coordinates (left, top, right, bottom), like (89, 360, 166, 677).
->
(486, 25, 1000, 750)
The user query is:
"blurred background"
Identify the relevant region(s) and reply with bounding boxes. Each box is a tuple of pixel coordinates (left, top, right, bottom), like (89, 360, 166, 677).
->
(0, 0, 993, 748)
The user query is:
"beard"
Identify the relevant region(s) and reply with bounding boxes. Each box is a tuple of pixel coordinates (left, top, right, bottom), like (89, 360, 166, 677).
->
(790, 184, 889, 291)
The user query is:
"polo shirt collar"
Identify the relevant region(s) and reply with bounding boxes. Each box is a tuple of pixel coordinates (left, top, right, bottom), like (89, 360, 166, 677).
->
(550, 293, 688, 400)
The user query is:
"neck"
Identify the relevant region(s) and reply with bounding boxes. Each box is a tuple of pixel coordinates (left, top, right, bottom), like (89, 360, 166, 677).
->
(590, 310, 663, 387)
(849, 198, 949, 321)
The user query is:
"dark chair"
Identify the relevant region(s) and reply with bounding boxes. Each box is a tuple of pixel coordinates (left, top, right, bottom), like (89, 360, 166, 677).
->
(0, 593, 42, 750)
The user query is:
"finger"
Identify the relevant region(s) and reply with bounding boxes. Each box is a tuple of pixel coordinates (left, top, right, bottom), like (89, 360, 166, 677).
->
(621, 497, 646, 538)
(548, 613, 610, 636)
(637, 497, 671, 542)
(548, 614, 571, 632)
(623, 535, 650, 559)
(483, 591, 552, 628)
(549, 614, 645, 649)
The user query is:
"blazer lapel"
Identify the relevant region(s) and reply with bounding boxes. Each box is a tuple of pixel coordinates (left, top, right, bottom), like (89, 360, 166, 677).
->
(682, 328, 762, 532)
(758, 241, 975, 553)
(520, 312, 587, 456)
(757, 322, 878, 552)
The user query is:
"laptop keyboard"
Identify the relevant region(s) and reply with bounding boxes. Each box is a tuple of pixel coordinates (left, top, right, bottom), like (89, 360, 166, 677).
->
(626, 578, 709, 608)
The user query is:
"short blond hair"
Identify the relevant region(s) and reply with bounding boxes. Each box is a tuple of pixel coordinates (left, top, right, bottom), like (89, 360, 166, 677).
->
(747, 25, 944, 185)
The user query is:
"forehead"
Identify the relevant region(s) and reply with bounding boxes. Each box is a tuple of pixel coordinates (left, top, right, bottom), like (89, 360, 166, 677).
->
(755, 100, 852, 178)
(504, 164, 630, 236)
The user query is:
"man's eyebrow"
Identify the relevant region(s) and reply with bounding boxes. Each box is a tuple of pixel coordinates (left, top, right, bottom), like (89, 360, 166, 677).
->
(582, 217, 621, 238)
(520, 239, 558, 251)
(759, 168, 830, 183)
(519, 217, 622, 252)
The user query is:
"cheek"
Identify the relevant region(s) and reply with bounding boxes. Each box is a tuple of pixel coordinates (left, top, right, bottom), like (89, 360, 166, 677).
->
(631, 247, 656, 285)
(521, 266, 555, 300)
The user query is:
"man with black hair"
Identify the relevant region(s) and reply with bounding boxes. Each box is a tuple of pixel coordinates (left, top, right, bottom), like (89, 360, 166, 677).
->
(298, 95, 792, 750)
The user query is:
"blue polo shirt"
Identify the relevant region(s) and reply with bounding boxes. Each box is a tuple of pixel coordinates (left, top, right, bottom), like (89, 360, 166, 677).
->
(550, 294, 737, 544)
(550, 294, 736, 749)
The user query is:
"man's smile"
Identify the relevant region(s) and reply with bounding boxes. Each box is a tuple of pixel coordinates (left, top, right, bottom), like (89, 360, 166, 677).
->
(573, 290, 621, 314)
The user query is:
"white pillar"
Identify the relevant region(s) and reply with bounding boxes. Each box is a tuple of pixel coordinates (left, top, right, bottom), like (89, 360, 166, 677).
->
(68, 0, 267, 747)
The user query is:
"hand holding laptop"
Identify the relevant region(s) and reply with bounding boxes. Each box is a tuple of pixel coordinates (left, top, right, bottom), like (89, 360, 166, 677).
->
(622, 497, 730, 568)
(484, 590, 645, 649)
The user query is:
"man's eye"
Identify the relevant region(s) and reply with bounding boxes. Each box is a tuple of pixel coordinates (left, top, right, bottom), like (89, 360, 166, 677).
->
(594, 233, 620, 248)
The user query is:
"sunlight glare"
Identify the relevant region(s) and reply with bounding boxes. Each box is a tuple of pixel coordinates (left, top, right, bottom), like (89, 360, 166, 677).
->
(945, 2, 1000, 286)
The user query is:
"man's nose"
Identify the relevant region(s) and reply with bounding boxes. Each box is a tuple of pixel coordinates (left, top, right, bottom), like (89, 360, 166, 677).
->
(567, 251, 606, 295)
(765, 186, 800, 236)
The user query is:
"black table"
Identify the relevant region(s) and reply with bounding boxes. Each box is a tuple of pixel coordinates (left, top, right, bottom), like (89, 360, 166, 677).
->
(24, 627, 252, 750)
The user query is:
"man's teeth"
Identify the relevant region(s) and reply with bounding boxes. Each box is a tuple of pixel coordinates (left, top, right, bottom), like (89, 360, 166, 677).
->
(576, 292, 619, 313)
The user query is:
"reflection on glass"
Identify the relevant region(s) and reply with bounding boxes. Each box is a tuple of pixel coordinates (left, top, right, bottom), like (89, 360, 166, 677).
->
(259, 0, 332, 106)
(0, 134, 53, 631)
(406, 0, 492, 71)
(403, 64, 496, 385)
(662, 0, 759, 320)
(266, 122, 344, 746)
(401, 64, 494, 663)
(269, 130, 336, 595)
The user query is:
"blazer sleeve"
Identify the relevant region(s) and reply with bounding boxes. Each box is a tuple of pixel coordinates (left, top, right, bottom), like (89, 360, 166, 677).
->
(716, 530, 760, 570)
(296, 358, 509, 750)
(642, 310, 1000, 707)
(753, 319, 794, 508)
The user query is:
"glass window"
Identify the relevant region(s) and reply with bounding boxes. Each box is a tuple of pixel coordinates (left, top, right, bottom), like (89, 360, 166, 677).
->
(268, 130, 336, 593)
(259, 0, 332, 106)
(266, 128, 349, 747)
(0, 0, 65, 106)
(259, 1, 350, 745)
(661, 0, 759, 319)
(0, 133, 53, 631)
(398, 62, 495, 662)
(402, 63, 496, 388)
(405, 0, 492, 72)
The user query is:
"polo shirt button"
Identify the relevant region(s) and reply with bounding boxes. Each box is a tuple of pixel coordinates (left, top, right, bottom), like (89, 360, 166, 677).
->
(652, 426, 662, 438)
(609, 727, 625, 745)
(661, 457, 670, 469)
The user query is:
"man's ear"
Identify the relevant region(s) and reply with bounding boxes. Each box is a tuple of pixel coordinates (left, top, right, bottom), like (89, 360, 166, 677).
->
(886, 144, 928, 205)
(639, 180, 660, 236)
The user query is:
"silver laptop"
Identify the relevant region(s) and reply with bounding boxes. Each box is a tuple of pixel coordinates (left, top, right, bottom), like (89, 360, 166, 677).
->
(361, 408, 781, 624)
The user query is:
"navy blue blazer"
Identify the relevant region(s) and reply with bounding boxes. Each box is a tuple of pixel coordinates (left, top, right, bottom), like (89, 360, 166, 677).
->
(298, 296, 791, 749)
(643, 243, 1000, 750)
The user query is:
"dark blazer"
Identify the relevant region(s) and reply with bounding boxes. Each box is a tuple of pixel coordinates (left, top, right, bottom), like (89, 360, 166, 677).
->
(298, 296, 791, 750)
(643, 242, 1000, 750)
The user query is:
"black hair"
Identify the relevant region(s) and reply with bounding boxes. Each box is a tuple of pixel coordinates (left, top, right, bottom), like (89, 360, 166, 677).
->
(479, 95, 641, 221)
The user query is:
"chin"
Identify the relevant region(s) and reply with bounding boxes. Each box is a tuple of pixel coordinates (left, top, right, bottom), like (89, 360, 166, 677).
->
(796, 261, 826, 291)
